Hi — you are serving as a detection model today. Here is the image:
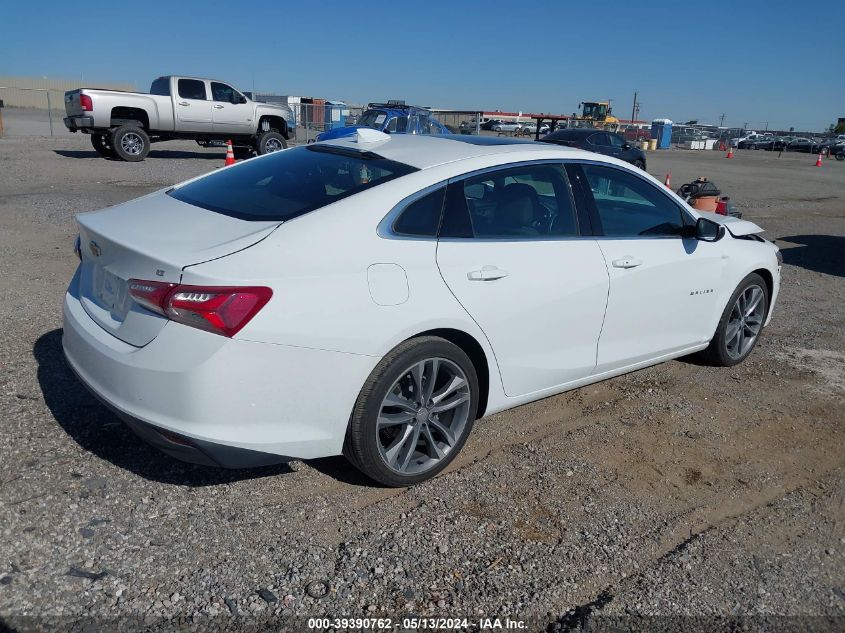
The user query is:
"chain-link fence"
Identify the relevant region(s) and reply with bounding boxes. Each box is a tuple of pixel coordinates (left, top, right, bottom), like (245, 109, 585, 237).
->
(0, 87, 67, 137)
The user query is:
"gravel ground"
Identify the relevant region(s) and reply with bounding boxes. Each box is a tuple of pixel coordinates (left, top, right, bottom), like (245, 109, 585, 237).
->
(0, 133, 843, 632)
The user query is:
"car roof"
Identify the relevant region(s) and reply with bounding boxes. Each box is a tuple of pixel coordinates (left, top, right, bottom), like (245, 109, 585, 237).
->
(547, 128, 603, 137)
(316, 133, 579, 170)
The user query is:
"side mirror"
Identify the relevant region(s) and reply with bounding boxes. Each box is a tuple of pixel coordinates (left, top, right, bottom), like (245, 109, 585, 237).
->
(695, 217, 724, 242)
(622, 143, 631, 149)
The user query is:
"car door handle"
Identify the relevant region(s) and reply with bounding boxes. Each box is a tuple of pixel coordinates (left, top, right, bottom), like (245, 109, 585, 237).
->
(612, 257, 642, 269)
(213, 104, 224, 109)
(178, 101, 190, 106)
(467, 266, 509, 281)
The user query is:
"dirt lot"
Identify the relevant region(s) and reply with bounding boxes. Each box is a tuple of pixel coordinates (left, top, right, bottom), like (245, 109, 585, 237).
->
(0, 131, 843, 632)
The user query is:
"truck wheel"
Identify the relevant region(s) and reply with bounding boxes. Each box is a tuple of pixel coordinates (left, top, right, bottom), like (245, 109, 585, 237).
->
(90, 133, 116, 158)
(111, 125, 150, 162)
(256, 130, 287, 155)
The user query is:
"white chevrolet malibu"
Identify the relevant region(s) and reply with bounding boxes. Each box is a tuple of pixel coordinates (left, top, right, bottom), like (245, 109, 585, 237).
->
(63, 131, 781, 486)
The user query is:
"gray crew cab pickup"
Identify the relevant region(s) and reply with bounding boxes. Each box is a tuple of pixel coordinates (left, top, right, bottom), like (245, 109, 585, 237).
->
(64, 75, 293, 161)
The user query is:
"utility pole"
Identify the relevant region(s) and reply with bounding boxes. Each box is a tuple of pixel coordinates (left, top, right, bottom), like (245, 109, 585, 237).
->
(719, 113, 726, 127)
(630, 92, 636, 123)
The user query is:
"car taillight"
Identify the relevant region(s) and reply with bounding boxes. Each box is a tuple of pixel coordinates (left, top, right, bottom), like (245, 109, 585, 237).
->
(128, 280, 272, 337)
(715, 197, 728, 215)
(79, 94, 93, 111)
(128, 280, 177, 315)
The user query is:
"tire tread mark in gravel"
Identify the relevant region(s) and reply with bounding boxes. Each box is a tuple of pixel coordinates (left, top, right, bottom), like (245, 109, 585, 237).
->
(538, 474, 837, 626)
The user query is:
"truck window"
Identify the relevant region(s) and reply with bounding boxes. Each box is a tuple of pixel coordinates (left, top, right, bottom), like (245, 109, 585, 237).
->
(178, 79, 207, 101)
(150, 78, 170, 96)
(211, 82, 238, 103)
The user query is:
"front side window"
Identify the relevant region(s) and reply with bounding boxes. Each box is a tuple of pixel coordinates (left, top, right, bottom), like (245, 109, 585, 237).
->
(211, 82, 239, 103)
(441, 164, 578, 239)
(385, 116, 409, 133)
(607, 134, 625, 148)
(178, 79, 206, 100)
(168, 145, 418, 221)
(581, 164, 686, 237)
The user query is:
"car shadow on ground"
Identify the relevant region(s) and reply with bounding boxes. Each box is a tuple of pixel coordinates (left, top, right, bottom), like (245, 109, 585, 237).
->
(33, 329, 291, 486)
(776, 235, 845, 278)
(53, 149, 224, 160)
(305, 456, 386, 487)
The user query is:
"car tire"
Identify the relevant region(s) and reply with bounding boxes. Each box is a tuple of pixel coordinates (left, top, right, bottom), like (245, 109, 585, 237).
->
(633, 159, 646, 170)
(90, 133, 116, 158)
(701, 273, 769, 367)
(256, 130, 287, 155)
(835, 152, 844, 161)
(344, 336, 479, 487)
(111, 125, 150, 162)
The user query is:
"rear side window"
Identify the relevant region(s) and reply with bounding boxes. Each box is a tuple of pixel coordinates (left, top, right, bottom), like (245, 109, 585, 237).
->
(168, 145, 418, 221)
(581, 164, 686, 237)
(393, 188, 446, 237)
(178, 79, 206, 100)
(150, 78, 170, 96)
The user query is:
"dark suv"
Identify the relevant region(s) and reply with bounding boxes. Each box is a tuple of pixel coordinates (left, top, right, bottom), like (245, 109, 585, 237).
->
(539, 128, 647, 170)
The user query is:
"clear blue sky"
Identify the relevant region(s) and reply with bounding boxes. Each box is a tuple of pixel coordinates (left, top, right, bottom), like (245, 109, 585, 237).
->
(2, 0, 842, 131)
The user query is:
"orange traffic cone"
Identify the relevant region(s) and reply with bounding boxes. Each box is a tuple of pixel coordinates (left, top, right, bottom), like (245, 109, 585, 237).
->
(726, 145, 734, 159)
(224, 140, 236, 166)
(814, 152, 823, 167)
(663, 172, 671, 188)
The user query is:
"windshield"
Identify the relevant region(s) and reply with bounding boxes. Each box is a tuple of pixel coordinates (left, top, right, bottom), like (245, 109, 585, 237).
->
(582, 103, 607, 119)
(167, 145, 418, 221)
(356, 110, 389, 129)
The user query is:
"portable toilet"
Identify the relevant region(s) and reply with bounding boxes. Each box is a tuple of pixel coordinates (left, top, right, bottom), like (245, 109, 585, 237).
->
(324, 101, 349, 131)
(651, 118, 673, 149)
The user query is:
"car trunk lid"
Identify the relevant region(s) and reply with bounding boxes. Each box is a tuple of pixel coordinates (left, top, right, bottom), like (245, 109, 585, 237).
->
(76, 191, 279, 347)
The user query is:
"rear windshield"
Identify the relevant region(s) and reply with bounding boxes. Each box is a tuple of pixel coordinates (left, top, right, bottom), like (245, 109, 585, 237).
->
(167, 145, 418, 221)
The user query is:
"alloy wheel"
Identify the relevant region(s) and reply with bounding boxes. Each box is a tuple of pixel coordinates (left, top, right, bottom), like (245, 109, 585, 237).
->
(264, 138, 284, 152)
(376, 358, 471, 475)
(725, 284, 765, 360)
(121, 132, 144, 155)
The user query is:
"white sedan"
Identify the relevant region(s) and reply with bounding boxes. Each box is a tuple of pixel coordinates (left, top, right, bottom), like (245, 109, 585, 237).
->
(63, 130, 781, 486)
(492, 121, 523, 133)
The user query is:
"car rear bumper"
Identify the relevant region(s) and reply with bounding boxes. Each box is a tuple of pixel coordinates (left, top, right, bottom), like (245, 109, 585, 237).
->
(64, 115, 95, 132)
(62, 269, 377, 468)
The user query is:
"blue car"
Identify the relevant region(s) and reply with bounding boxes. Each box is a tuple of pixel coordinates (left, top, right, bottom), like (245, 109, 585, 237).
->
(316, 103, 451, 141)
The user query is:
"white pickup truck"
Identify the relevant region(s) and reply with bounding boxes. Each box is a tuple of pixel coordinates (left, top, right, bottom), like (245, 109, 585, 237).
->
(64, 75, 293, 161)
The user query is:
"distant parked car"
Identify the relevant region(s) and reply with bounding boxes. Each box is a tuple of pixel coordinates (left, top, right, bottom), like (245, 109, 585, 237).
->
(481, 119, 502, 131)
(786, 138, 822, 153)
(818, 138, 844, 154)
(540, 128, 647, 170)
(316, 103, 450, 141)
(517, 121, 550, 136)
(492, 121, 522, 133)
